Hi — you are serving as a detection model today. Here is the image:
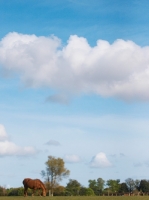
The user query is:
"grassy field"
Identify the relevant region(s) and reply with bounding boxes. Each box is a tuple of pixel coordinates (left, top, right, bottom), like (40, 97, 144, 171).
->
(0, 197, 149, 200)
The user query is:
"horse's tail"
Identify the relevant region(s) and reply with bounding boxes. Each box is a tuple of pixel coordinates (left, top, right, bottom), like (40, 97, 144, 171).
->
(23, 178, 30, 186)
(22, 178, 27, 186)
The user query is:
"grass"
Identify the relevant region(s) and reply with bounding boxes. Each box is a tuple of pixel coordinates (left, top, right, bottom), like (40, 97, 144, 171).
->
(0, 197, 149, 200)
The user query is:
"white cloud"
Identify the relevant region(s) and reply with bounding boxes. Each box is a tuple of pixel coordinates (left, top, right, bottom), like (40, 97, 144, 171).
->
(1, 32, 149, 101)
(0, 124, 8, 141)
(90, 152, 112, 168)
(64, 154, 81, 163)
(0, 124, 37, 156)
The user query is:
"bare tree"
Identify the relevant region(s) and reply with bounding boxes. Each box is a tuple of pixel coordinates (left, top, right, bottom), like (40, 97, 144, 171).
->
(41, 155, 70, 196)
(125, 178, 135, 195)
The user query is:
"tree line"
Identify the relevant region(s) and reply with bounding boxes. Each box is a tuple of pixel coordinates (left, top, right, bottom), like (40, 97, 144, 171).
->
(1, 178, 149, 196)
(1, 156, 149, 196)
(40, 156, 149, 196)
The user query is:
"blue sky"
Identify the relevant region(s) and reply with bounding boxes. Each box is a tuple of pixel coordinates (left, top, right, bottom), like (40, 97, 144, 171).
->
(0, 0, 149, 188)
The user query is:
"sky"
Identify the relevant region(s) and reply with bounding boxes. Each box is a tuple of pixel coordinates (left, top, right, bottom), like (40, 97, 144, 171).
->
(0, 0, 149, 189)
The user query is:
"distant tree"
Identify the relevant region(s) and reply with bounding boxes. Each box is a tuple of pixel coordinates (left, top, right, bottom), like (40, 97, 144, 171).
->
(53, 185, 65, 196)
(7, 187, 24, 196)
(97, 178, 105, 195)
(88, 178, 105, 195)
(134, 179, 141, 192)
(77, 186, 95, 196)
(66, 179, 81, 196)
(106, 179, 120, 195)
(86, 188, 95, 196)
(17, 187, 24, 196)
(7, 188, 17, 196)
(139, 180, 149, 193)
(0, 186, 4, 196)
(1, 187, 39, 196)
(41, 155, 70, 196)
(118, 182, 129, 194)
(88, 180, 97, 189)
(79, 187, 87, 196)
(125, 178, 135, 194)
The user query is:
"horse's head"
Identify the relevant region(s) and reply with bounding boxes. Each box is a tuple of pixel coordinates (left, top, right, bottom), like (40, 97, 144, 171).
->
(42, 189, 46, 197)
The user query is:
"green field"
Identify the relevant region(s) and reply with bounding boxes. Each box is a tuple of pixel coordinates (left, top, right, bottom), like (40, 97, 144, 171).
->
(0, 197, 149, 200)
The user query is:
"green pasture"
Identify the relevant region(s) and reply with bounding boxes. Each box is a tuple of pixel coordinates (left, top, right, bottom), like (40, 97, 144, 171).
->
(0, 197, 149, 200)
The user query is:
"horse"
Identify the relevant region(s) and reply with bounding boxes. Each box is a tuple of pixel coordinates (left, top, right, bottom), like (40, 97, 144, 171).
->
(23, 178, 46, 197)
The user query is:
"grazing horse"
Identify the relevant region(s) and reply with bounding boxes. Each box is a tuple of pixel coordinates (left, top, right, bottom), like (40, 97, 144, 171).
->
(23, 178, 46, 197)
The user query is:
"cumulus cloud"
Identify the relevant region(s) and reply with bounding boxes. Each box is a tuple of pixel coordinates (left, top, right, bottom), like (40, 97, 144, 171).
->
(1, 32, 149, 101)
(64, 154, 81, 163)
(0, 124, 9, 141)
(45, 140, 61, 146)
(90, 152, 112, 168)
(0, 124, 37, 156)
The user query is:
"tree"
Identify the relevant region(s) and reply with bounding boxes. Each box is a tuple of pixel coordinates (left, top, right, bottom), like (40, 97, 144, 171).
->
(106, 179, 120, 195)
(134, 179, 140, 190)
(88, 179, 98, 195)
(79, 187, 87, 196)
(86, 188, 95, 196)
(97, 178, 105, 195)
(118, 182, 129, 194)
(41, 156, 70, 196)
(125, 178, 135, 195)
(66, 179, 81, 196)
(0, 186, 5, 196)
(139, 180, 149, 194)
(7, 187, 25, 196)
(88, 178, 105, 195)
(53, 186, 65, 196)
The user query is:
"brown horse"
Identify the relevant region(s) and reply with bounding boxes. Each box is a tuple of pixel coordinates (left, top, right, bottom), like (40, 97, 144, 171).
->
(23, 178, 46, 197)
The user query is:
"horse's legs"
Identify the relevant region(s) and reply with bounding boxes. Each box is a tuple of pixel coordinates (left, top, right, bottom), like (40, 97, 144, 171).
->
(24, 187, 28, 197)
(32, 189, 35, 196)
(42, 189, 46, 197)
(38, 189, 41, 196)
